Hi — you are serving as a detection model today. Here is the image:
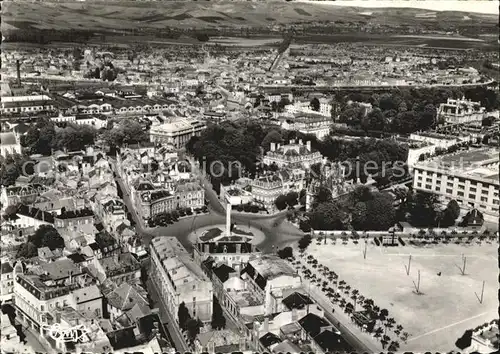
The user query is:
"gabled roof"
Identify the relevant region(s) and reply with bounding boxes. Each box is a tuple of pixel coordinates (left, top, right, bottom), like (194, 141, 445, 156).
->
(259, 332, 282, 348)
(282, 291, 314, 310)
(298, 312, 331, 337)
(1, 262, 14, 274)
(314, 329, 351, 352)
(107, 282, 148, 311)
(212, 264, 236, 283)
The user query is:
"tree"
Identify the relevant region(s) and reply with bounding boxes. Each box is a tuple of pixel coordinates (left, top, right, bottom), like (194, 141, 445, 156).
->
(22, 126, 40, 149)
(101, 119, 148, 147)
(261, 130, 282, 151)
(285, 191, 298, 207)
(364, 193, 396, 231)
(54, 124, 97, 152)
(186, 318, 202, 343)
(407, 191, 439, 227)
(274, 194, 288, 211)
(309, 202, 349, 230)
(381, 335, 391, 349)
(388, 341, 400, 352)
(178, 302, 191, 330)
(211, 296, 226, 330)
(482, 116, 495, 127)
(379, 308, 389, 321)
(16, 242, 38, 259)
(310, 97, 320, 111)
(28, 225, 64, 250)
(298, 234, 312, 251)
(440, 199, 461, 227)
(277, 247, 293, 259)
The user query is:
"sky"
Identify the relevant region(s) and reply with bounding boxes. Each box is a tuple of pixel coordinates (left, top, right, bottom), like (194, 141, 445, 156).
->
(298, 1, 499, 15)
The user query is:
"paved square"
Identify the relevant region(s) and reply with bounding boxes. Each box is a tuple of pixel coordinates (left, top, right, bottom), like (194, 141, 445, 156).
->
(306, 241, 498, 351)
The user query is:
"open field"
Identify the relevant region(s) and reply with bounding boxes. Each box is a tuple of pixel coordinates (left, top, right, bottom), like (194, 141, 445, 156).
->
(306, 241, 498, 352)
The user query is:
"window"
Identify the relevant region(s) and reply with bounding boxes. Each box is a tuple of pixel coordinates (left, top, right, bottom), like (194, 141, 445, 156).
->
(469, 194, 475, 200)
(482, 189, 489, 195)
(40, 305, 44, 311)
(480, 197, 487, 202)
(469, 187, 476, 193)
(493, 200, 499, 205)
(457, 191, 464, 197)
(425, 184, 432, 190)
(426, 178, 432, 183)
(446, 189, 453, 194)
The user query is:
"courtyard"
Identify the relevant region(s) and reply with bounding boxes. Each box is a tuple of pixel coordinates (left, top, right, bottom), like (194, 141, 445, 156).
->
(304, 241, 498, 352)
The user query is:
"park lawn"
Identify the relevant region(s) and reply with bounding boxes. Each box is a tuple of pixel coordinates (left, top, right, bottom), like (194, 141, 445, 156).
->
(306, 241, 498, 352)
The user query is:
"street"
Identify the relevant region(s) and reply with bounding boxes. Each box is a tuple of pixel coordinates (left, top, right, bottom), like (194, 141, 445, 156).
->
(113, 159, 305, 253)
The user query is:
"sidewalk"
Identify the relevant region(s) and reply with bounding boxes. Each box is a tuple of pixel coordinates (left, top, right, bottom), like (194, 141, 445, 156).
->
(146, 278, 189, 352)
(304, 278, 382, 353)
(15, 320, 54, 354)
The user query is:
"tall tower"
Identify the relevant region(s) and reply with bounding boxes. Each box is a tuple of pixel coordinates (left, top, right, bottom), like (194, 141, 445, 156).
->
(226, 200, 232, 236)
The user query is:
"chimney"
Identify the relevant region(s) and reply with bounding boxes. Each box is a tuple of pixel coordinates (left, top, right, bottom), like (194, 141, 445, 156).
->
(306, 141, 311, 151)
(292, 308, 298, 322)
(264, 317, 269, 333)
(270, 142, 276, 152)
(16, 60, 21, 85)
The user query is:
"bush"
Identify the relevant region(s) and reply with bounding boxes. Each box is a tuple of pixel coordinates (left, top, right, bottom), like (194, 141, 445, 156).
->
(277, 247, 293, 259)
(186, 208, 193, 216)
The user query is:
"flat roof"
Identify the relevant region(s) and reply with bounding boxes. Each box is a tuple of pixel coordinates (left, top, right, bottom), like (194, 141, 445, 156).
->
(415, 148, 499, 183)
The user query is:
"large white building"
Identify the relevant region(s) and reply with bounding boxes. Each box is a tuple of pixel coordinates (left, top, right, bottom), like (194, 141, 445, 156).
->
(263, 139, 322, 169)
(241, 255, 302, 315)
(150, 237, 213, 323)
(437, 97, 486, 124)
(281, 115, 331, 140)
(412, 148, 499, 221)
(13, 259, 103, 337)
(251, 169, 305, 211)
(1, 95, 55, 115)
(149, 118, 206, 149)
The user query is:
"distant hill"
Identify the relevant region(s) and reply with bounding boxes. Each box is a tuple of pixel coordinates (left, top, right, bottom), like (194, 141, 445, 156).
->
(2, 1, 497, 34)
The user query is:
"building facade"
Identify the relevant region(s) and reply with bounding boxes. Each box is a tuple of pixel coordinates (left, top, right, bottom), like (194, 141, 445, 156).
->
(263, 140, 322, 169)
(150, 237, 213, 323)
(412, 149, 499, 221)
(438, 97, 486, 124)
(149, 118, 206, 148)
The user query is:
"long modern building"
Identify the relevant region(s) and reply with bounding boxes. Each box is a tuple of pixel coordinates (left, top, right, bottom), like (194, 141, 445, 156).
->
(412, 148, 499, 221)
(149, 118, 206, 149)
(150, 237, 213, 323)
